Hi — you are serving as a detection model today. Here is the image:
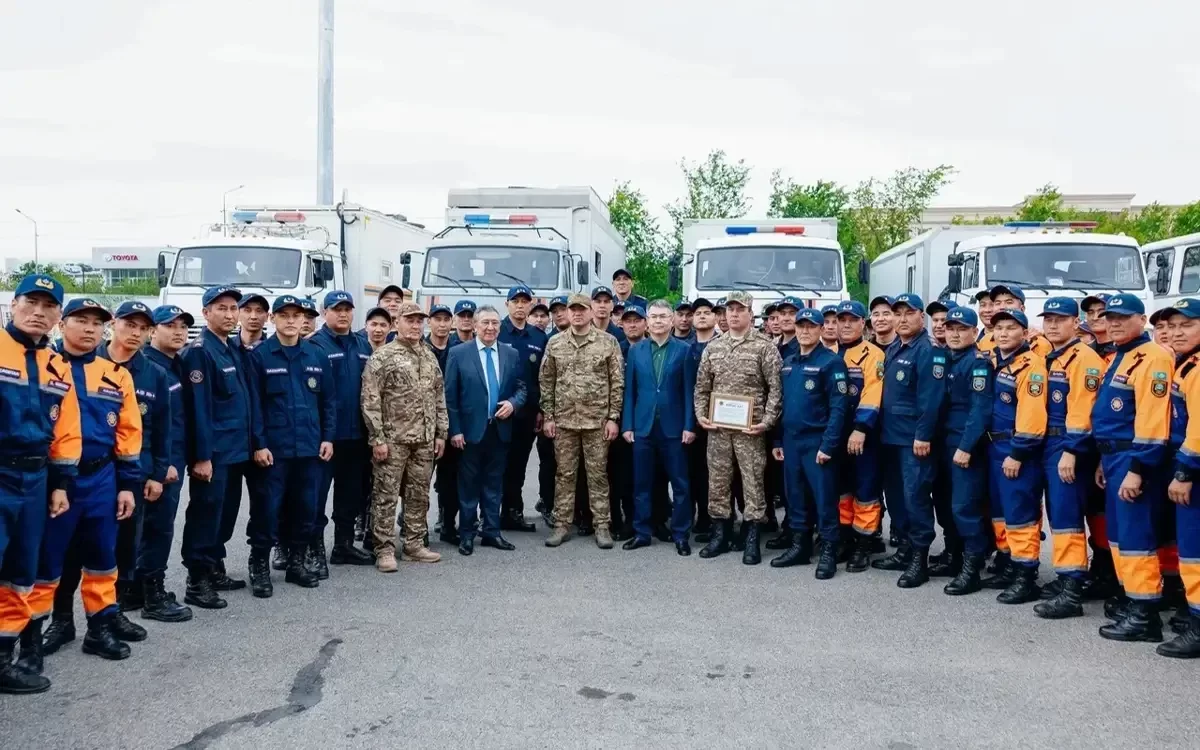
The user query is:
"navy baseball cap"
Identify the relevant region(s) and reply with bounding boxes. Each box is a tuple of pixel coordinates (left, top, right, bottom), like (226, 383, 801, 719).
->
(836, 301, 866, 319)
(622, 305, 647, 320)
(507, 284, 533, 301)
(114, 300, 153, 323)
(548, 295, 568, 310)
(63, 298, 112, 321)
(202, 285, 242, 307)
(152, 305, 194, 327)
(271, 294, 307, 314)
(238, 293, 269, 310)
(454, 299, 477, 315)
(1039, 297, 1079, 318)
(1081, 293, 1111, 312)
(323, 290, 354, 309)
(821, 304, 839, 316)
(893, 293, 925, 312)
(378, 284, 406, 299)
(1101, 293, 1145, 317)
(869, 295, 895, 311)
(991, 309, 1030, 329)
(591, 285, 614, 300)
(714, 297, 727, 310)
(776, 296, 803, 312)
(795, 308, 823, 326)
(674, 299, 692, 312)
(612, 268, 633, 280)
(13, 273, 64, 305)
(989, 284, 1026, 302)
(925, 299, 957, 315)
(531, 301, 549, 314)
(365, 306, 392, 322)
(691, 297, 715, 311)
(944, 307, 979, 328)
(973, 289, 992, 302)
(429, 304, 452, 317)
(1157, 299, 1200, 320)
(299, 297, 319, 317)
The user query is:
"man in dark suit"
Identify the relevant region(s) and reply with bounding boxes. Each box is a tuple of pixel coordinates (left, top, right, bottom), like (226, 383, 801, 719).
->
(620, 300, 697, 556)
(445, 305, 527, 556)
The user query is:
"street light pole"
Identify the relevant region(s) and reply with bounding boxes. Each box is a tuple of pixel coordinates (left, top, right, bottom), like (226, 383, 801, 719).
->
(222, 184, 245, 236)
(14, 209, 38, 273)
(317, 0, 334, 205)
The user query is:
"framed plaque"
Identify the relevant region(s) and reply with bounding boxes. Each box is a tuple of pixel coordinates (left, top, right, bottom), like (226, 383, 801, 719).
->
(710, 393, 755, 429)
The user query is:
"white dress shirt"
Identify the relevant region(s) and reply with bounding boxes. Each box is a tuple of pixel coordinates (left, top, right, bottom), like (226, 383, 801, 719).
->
(476, 337, 501, 405)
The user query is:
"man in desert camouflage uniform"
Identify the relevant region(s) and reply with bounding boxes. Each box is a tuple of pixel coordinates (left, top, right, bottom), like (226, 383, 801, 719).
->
(694, 290, 783, 565)
(361, 302, 448, 572)
(540, 293, 625, 549)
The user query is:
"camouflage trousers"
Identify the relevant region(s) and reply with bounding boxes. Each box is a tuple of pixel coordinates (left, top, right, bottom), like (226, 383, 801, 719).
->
(553, 428, 611, 530)
(708, 430, 768, 523)
(371, 442, 435, 554)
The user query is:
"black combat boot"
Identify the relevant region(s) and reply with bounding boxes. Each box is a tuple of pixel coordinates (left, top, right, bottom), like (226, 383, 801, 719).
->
(1169, 602, 1191, 635)
(306, 539, 330, 580)
(1099, 600, 1163, 643)
(731, 521, 749, 552)
(846, 536, 871, 573)
(286, 546, 320, 588)
(944, 554, 984, 596)
(928, 544, 963, 578)
(110, 609, 147, 642)
(184, 567, 227, 610)
(1034, 576, 1085, 619)
(836, 525, 854, 562)
(211, 560, 246, 592)
(769, 534, 812, 568)
(980, 553, 1014, 590)
(0, 639, 50, 695)
(141, 575, 192, 623)
(765, 528, 794, 550)
(16, 618, 44, 674)
(996, 566, 1042, 604)
(118, 579, 144, 612)
(1157, 614, 1200, 658)
(871, 543, 911, 572)
(272, 545, 288, 572)
(897, 547, 930, 589)
(867, 529, 887, 554)
(330, 538, 374, 566)
(1161, 575, 1187, 613)
(81, 615, 132, 660)
(814, 540, 838, 580)
(1081, 549, 1119, 600)
(1039, 578, 1063, 600)
(742, 523, 762, 566)
(40, 614, 75, 655)
(699, 519, 732, 559)
(1104, 593, 1131, 621)
(248, 548, 273, 599)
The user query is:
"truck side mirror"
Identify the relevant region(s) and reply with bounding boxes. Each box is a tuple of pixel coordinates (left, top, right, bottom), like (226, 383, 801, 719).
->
(157, 252, 167, 287)
(668, 263, 681, 292)
(321, 261, 335, 281)
(400, 252, 411, 266)
(1156, 252, 1169, 269)
(401, 265, 411, 290)
(947, 266, 963, 294)
(576, 261, 589, 287)
(857, 258, 869, 285)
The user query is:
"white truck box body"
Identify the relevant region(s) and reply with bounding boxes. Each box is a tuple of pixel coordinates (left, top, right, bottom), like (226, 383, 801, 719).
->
(1142, 232, 1200, 313)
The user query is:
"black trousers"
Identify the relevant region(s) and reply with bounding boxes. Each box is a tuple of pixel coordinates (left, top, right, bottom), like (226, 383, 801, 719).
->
(436, 445, 462, 529)
(501, 416, 538, 516)
(317, 439, 369, 543)
(609, 437, 634, 528)
(536, 434, 555, 508)
(688, 431, 714, 528)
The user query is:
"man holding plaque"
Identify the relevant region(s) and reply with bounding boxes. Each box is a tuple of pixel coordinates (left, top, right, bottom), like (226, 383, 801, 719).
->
(694, 290, 783, 565)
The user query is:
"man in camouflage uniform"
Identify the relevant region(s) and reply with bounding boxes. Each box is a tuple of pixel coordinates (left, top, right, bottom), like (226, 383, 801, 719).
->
(540, 293, 625, 549)
(694, 290, 783, 565)
(361, 302, 448, 572)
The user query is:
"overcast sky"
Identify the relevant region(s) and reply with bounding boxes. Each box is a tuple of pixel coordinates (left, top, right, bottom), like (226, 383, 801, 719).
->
(1, 0, 1198, 260)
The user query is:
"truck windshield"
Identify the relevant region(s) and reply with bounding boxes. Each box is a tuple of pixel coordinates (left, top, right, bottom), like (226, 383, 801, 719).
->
(171, 246, 302, 288)
(986, 243, 1145, 291)
(423, 246, 560, 290)
(695, 246, 842, 291)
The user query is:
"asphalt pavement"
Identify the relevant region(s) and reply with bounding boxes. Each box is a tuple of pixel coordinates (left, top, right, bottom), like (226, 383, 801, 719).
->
(2, 458, 1198, 749)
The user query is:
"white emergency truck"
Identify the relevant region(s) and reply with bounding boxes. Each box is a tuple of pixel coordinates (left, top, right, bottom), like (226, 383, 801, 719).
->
(1141, 232, 1200, 313)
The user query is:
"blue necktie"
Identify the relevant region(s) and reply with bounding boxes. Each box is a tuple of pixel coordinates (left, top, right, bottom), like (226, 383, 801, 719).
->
(485, 346, 499, 418)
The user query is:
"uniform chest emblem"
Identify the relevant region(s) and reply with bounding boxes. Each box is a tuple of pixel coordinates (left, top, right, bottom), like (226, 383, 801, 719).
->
(307, 376, 318, 389)
(804, 379, 815, 391)
(1110, 397, 1124, 412)
(49, 404, 60, 422)
(139, 402, 149, 415)
(189, 370, 203, 383)
(106, 411, 117, 426)
(999, 392, 1013, 404)
(972, 376, 986, 392)
(837, 380, 847, 394)
(849, 384, 859, 396)
(1051, 390, 1064, 403)
(896, 371, 905, 382)
(932, 364, 944, 379)
(1028, 382, 1043, 397)
(530, 353, 537, 363)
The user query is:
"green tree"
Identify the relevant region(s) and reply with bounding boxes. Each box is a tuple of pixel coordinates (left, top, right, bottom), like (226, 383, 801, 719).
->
(665, 149, 752, 257)
(849, 165, 956, 267)
(108, 278, 161, 297)
(1173, 201, 1200, 236)
(607, 181, 671, 300)
(766, 172, 864, 298)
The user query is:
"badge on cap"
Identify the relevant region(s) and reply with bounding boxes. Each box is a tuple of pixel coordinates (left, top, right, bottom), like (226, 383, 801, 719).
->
(35, 277, 55, 290)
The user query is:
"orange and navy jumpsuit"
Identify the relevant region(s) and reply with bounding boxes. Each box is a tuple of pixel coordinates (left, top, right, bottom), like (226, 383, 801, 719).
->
(989, 344, 1048, 570)
(0, 324, 81, 646)
(1171, 346, 1200, 619)
(1084, 339, 1120, 553)
(978, 331, 1052, 358)
(839, 337, 885, 537)
(27, 347, 141, 625)
(1043, 339, 1105, 580)
(1091, 333, 1173, 604)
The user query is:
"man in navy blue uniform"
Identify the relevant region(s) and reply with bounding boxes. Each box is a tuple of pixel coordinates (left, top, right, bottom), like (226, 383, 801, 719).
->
(770, 308, 850, 578)
(425, 304, 460, 543)
(448, 299, 477, 347)
(307, 290, 374, 575)
(687, 298, 721, 541)
(611, 268, 648, 311)
(180, 285, 252, 610)
(446, 305, 527, 555)
(619, 300, 695, 555)
(245, 295, 336, 596)
(592, 285, 626, 343)
(872, 293, 947, 588)
(498, 285, 547, 533)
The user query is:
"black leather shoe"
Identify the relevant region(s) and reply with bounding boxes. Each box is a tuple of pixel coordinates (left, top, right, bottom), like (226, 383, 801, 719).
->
(897, 547, 930, 589)
(458, 538, 474, 556)
(742, 523, 762, 566)
(272, 545, 288, 571)
(0, 640, 50, 695)
(1099, 601, 1163, 642)
(1169, 604, 1191, 635)
(981, 554, 1014, 590)
(612, 524, 634, 542)
(676, 540, 692, 556)
(1082, 550, 1119, 600)
(211, 561, 246, 592)
(814, 541, 838, 580)
(846, 537, 871, 573)
(1039, 577, 1063, 600)
(16, 618, 44, 674)
(622, 537, 652, 551)
(731, 522, 749, 552)
(765, 529, 794, 550)
(248, 548, 273, 599)
(82, 617, 132, 660)
(944, 554, 984, 596)
(41, 615, 75, 654)
(888, 529, 903, 548)
(307, 540, 330, 580)
(871, 544, 911, 572)
(439, 528, 462, 546)
(928, 548, 963, 578)
(285, 547, 319, 588)
(1034, 576, 1084, 619)
(770, 536, 812, 568)
(110, 611, 148, 642)
(699, 520, 732, 559)
(118, 580, 144, 612)
(1105, 594, 1132, 621)
(867, 534, 887, 554)
(481, 536, 516, 551)
(184, 570, 228, 610)
(141, 576, 192, 623)
(501, 511, 536, 532)
(1157, 614, 1200, 658)
(996, 567, 1041, 604)
(329, 541, 373, 566)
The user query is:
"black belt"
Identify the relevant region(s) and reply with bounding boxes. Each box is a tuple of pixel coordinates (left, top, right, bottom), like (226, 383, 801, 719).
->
(0, 455, 47, 471)
(1095, 440, 1135, 455)
(78, 456, 113, 476)
(1045, 427, 1066, 437)
(987, 431, 1012, 441)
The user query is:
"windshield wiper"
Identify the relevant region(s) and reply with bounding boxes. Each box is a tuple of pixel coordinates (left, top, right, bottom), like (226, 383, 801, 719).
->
(494, 271, 530, 288)
(428, 273, 472, 295)
(988, 278, 1052, 295)
(458, 278, 505, 295)
(729, 279, 789, 297)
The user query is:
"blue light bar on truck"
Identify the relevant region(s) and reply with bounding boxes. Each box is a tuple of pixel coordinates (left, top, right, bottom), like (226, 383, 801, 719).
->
(1004, 221, 1098, 230)
(462, 214, 539, 226)
(230, 211, 306, 224)
(725, 225, 806, 235)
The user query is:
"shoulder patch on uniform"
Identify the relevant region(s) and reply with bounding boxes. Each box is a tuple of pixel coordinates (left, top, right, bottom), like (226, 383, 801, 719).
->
(837, 380, 848, 394)
(1152, 370, 1169, 398)
(189, 370, 203, 383)
(1086, 367, 1101, 376)
(1030, 373, 1044, 382)
(971, 368, 988, 377)
(1085, 372, 1100, 392)
(972, 375, 987, 392)
(833, 370, 846, 380)
(1028, 380, 1043, 397)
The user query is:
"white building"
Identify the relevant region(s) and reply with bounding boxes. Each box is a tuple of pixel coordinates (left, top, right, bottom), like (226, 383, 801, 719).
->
(91, 246, 162, 286)
(920, 193, 1170, 229)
